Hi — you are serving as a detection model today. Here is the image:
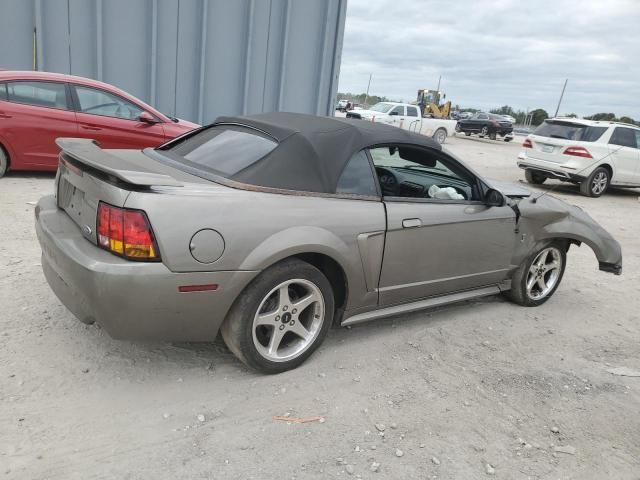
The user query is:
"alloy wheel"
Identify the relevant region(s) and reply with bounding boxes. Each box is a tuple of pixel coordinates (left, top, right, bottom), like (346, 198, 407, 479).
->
(481, 126, 488, 136)
(435, 129, 447, 144)
(252, 279, 325, 362)
(526, 247, 563, 301)
(591, 171, 608, 195)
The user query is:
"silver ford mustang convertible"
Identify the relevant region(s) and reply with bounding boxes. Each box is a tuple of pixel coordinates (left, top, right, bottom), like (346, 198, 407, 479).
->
(35, 113, 622, 373)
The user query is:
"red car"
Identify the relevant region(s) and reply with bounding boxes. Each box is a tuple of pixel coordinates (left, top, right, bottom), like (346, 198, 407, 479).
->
(0, 71, 199, 177)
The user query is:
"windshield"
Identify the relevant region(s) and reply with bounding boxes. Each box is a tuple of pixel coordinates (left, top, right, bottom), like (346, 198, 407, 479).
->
(534, 120, 607, 142)
(369, 103, 394, 113)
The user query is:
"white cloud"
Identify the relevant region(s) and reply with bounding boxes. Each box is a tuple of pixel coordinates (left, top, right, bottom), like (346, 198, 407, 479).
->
(338, 0, 640, 118)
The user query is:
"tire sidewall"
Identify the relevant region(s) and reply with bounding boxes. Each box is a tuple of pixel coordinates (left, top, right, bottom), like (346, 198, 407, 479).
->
(583, 167, 609, 197)
(0, 148, 7, 178)
(223, 259, 335, 374)
(515, 242, 567, 307)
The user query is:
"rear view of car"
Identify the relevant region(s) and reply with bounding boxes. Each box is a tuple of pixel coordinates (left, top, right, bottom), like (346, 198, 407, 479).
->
(517, 118, 640, 197)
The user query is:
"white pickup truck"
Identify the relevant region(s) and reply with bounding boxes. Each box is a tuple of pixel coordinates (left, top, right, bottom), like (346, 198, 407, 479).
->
(345, 102, 457, 144)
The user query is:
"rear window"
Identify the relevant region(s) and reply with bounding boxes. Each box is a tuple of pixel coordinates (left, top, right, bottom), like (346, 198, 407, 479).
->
(534, 120, 607, 142)
(156, 125, 277, 177)
(0, 83, 6, 101)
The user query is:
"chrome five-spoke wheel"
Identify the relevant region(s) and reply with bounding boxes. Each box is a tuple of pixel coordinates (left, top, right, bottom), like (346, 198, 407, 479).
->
(252, 279, 325, 362)
(526, 247, 562, 301)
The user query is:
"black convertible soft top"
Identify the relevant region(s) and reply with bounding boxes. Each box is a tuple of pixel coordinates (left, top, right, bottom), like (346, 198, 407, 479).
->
(208, 112, 442, 194)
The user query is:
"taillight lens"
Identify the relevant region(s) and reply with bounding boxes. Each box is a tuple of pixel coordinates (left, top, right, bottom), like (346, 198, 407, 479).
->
(523, 138, 533, 148)
(97, 202, 160, 261)
(563, 146, 592, 158)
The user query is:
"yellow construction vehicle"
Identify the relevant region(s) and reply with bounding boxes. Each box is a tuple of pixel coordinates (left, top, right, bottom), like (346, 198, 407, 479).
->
(416, 89, 451, 118)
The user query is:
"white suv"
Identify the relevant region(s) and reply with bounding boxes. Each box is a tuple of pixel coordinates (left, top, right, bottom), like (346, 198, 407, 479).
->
(517, 118, 640, 197)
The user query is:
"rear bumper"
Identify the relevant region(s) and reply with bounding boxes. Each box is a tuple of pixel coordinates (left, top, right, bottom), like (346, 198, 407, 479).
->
(35, 195, 257, 341)
(517, 159, 586, 183)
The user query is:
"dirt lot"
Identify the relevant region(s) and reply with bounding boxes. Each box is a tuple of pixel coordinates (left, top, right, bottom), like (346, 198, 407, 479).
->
(1, 135, 639, 479)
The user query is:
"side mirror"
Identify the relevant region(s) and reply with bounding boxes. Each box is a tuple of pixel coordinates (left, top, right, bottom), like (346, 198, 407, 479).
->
(139, 111, 158, 124)
(485, 188, 505, 207)
(389, 111, 399, 116)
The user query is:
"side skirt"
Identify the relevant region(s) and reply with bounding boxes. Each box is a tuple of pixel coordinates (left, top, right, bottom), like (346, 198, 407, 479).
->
(341, 283, 509, 327)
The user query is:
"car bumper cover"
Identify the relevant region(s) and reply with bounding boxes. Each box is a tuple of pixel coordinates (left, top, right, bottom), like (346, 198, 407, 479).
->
(35, 195, 257, 341)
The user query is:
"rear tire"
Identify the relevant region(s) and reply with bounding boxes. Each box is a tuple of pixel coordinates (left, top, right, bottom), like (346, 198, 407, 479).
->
(220, 258, 334, 374)
(433, 128, 447, 144)
(580, 166, 609, 197)
(525, 170, 546, 185)
(506, 241, 567, 307)
(0, 146, 8, 178)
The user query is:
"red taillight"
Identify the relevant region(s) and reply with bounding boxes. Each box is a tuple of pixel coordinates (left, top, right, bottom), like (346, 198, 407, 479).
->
(523, 138, 533, 148)
(563, 146, 592, 158)
(96, 202, 160, 261)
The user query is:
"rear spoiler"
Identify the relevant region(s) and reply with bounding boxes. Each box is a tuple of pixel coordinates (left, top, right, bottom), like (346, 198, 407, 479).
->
(56, 138, 183, 187)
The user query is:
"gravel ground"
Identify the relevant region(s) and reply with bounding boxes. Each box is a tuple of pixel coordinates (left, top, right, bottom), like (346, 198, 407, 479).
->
(1, 134, 639, 479)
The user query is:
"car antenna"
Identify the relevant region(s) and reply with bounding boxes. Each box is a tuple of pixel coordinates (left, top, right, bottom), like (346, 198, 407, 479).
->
(529, 145, 624, 203)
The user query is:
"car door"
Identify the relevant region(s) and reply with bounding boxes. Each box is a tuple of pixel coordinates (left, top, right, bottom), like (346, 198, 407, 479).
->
(387, 105, 406, 128)
(369, 145, 516, 305)
(405, 105, 420, 132)
(0, 80, 78, 169)
(71, 84, 167, 149)
(608, 127, 640, 184)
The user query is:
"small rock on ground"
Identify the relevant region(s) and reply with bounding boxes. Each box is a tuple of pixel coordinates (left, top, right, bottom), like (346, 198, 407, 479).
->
(485, 463, 495, 475)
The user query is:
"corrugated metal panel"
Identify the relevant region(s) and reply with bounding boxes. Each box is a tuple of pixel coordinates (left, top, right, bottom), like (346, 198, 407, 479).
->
(0, 0, 346, 123)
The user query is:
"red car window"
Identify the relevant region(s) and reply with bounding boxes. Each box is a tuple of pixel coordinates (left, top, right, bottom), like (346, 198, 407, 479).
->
(75, 85, 143, 121)
(6, 81, 69, 110)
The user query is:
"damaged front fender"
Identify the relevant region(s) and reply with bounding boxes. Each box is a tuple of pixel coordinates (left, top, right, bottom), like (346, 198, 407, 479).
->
(515, 194, 622, 275)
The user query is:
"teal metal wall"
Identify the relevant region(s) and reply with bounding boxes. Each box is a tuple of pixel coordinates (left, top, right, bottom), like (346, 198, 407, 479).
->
(0, 0, 347, 123)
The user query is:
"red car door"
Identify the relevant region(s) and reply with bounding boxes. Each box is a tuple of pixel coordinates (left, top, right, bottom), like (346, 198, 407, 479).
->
(71, 85, 167, 149)
(0, 81, 78, 170)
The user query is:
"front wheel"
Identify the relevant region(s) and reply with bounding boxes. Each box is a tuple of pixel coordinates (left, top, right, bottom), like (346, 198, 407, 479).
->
(0, 146, 8, 178)
(580, 166, 609, 197)
(506, 242, 567, 307)
(220, 258, 334, 373)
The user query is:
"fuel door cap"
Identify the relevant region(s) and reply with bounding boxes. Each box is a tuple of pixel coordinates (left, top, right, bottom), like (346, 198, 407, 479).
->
(189, 229, 225, 264)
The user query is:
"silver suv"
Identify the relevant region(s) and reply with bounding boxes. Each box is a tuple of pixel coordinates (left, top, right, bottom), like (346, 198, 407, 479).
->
(517, 118, 640, 197)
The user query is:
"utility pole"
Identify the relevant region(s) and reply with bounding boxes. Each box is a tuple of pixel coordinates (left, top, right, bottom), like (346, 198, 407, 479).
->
(554, 79, 568, 118)
(364, 73, 372, 107)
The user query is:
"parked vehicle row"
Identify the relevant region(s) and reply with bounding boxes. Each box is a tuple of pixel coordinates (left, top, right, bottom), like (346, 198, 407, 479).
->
(35, 113, 622, 373)
(455, 112, 514, 141)
(518, 118, 640, 197)
(346, 101, 457, 144)
(0, 71, 198, 177)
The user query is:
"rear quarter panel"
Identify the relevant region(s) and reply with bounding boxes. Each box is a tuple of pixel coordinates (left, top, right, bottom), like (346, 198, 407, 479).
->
(125, 186, 387, 311)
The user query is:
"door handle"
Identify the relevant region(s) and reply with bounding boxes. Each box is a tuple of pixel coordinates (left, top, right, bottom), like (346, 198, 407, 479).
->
(402, 218, 422, 228)
(81, 125, 101, 131)
(0, 112, 12, 118)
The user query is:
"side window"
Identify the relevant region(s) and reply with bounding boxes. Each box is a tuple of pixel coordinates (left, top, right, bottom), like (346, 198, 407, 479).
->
(75, 86, 144, 120)
(609, 127, 638, 149)
(389, 106, 405, 116)
(369, 146, 476, 201)
(336, 150, 378, 196)
(406, 106, 418, 117)
(478, 113, 489, 120)
(635, 131, 640, 149)
(6, 81, 69, 109)
(0, 83, 6, 101)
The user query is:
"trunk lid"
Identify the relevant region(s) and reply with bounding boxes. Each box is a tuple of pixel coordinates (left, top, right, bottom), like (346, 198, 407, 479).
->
(54, 138, 205, 246)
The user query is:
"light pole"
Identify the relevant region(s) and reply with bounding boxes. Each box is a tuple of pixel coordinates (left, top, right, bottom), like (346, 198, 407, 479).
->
(554, 79, 568, 118)
(364, 73, 372, 107)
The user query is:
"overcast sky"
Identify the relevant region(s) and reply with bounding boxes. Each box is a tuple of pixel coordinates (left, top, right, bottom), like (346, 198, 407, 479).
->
(337, 0, 640, 118)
